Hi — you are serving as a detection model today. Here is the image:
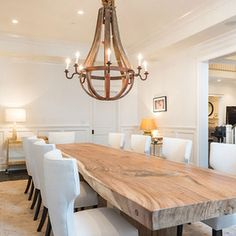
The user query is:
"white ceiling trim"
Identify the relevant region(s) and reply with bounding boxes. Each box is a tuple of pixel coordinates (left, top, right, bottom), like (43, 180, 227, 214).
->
(194, 29, 236, 61)
(130, 0, 236, 59)
(0, 34, 93, 63)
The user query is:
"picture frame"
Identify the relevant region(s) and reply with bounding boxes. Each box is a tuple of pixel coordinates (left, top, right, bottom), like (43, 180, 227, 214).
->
(153, 96, 167, 112)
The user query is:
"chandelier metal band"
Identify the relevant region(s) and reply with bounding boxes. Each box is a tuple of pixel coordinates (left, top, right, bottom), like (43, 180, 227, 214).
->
(65, 0, 149, 101)
(102, 0, 115, 7)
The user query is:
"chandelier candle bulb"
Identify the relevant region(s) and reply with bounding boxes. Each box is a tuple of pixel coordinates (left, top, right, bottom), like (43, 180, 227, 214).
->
(66, 58, 71, 70)
(107, 48, 111, 62)
(143, 61, 148, 72)
(78, 64, 84, 71)
(75, 51, 80, 64)
(138, 54, 143, 67)
(138, 54, 143, 66)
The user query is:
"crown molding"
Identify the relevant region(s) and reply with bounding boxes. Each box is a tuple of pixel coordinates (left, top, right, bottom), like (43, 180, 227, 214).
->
(0, 33, 91, 63)
(193, 29, 236, 61)
(0, 33, 109, 64)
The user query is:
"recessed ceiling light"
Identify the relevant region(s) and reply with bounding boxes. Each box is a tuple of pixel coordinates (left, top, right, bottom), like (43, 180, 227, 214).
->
(77, 10, 84, 15)
(12, 19, 18, 24)
(217, 79, 222, 82)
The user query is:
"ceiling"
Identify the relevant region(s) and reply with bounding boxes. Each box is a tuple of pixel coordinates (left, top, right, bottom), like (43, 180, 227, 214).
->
(0, 0, 216, 49)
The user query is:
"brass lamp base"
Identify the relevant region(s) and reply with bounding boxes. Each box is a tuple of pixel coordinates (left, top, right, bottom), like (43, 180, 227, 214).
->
(11, 123, 17, 140)
(143, 131, 152, 136)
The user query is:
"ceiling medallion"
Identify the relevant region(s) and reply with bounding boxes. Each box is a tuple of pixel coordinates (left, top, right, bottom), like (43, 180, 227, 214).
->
(65, 0, 149, 101)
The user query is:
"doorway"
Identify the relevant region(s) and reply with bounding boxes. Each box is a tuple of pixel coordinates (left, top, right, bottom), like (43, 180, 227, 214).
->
(91, 92, 118, 145)
(206, 53, 236, 166)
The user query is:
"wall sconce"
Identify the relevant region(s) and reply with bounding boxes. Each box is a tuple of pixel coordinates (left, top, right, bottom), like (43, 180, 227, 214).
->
(5, 108, 26, 140)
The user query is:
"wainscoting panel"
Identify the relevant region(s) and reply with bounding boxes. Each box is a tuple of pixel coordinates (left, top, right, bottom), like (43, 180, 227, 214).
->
(0, 125, 197, 169)
(0, 125, 91, 170)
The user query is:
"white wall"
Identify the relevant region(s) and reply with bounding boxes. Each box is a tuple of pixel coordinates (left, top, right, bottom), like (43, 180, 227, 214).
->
(137, 55, 198, 164)
(138, 57, 197, 127)
(0, 58, 91, 125)
(0, 44, 139, 169)
(138, 30, 236, 167)
(209, 81, 236, 125)
(0, 58, 138, 127)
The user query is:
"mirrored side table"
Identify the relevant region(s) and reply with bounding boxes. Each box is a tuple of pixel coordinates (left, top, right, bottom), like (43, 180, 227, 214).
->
(5, 138, 25, 174)
(151, 137, 163, 156)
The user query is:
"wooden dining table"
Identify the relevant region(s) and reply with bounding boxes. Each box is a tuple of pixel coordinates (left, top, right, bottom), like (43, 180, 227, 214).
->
(57, 143, 236, 236)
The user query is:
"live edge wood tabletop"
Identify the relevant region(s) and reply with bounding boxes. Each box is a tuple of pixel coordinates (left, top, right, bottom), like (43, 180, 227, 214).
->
(57, 143, 236, 235)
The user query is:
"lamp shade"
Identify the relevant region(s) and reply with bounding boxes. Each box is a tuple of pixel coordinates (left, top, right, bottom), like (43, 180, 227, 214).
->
(5, 108, 26, 122)
(140, 118, 157, 132)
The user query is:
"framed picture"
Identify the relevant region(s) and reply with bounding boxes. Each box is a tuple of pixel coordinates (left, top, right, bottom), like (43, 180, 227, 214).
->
(153, 96, 167, 112)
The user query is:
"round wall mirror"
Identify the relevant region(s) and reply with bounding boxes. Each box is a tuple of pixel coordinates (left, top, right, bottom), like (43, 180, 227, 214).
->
(208, 102, 214, 117)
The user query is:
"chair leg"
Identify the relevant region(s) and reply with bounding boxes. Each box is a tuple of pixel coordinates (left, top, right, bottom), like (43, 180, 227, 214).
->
(37, 207, 48, 232)
(45, 216, 51, 236)
(24, 175, 32, 194)
(177, 225, 183, 236)
(28, 181, 34, 201)
(34, 192, 42, 221)
(212, 229, 223, 236)
(30, 188, 39, 209)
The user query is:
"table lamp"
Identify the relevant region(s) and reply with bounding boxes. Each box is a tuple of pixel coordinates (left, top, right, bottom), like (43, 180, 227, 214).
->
(5, 108, 26, 140)
(140, 118, 157, 136)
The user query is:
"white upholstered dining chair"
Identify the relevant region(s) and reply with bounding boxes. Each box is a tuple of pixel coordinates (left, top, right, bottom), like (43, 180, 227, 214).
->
(27, 138, 46, 220)
(161, 137, 192, 236)
(202, 142, 236, 236)
(130, 134, 152, 154)
(162, 137, 192, 163)
(44, 150, 138, 236)
(48, 131, 98, 208)
(31, 141, 56, 233)
(48, 131, 75, 144)
(33, 144, 98, 235)
(22, 136, 36, 195)
(108, 132, 125, 149)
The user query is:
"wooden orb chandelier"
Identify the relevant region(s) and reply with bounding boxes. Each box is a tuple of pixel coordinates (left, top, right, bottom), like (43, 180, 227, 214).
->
(65, 0, 149, 101)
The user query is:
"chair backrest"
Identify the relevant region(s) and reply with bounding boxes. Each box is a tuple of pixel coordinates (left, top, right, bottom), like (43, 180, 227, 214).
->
(32, 142, 56, 207)
(108, 132, 125, 149)
(210, 142, 236, 175)
(44, 150, 80, 236)
(131, 134, 151, 154)
(162, 137, 192, 163)
(27, 138, 45, 189)
(22, 136, 37, 175)
(48, 132, 75, 144)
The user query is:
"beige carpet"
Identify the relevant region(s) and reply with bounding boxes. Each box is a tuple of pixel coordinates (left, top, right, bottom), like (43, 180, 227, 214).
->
(0, 180, 236, 236)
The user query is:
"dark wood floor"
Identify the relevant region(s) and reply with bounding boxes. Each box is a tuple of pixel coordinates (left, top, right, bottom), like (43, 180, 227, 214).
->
(0, 169, 28, 182)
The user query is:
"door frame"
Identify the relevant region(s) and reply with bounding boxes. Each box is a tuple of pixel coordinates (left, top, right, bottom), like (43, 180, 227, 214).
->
(197, 31, 236, 167)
